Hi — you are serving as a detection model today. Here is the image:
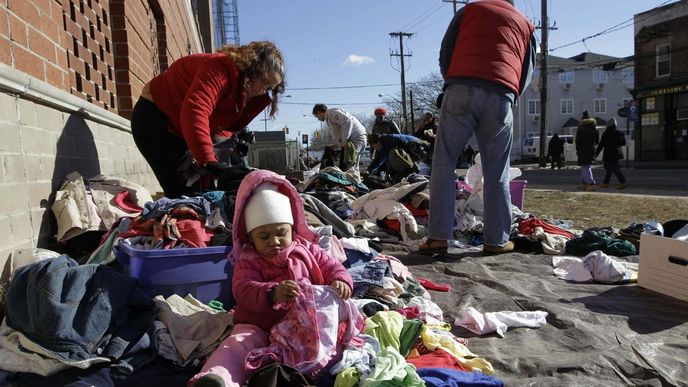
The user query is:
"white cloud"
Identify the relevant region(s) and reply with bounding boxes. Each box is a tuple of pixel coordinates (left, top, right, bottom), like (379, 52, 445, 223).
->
(343, 54, 374, 66)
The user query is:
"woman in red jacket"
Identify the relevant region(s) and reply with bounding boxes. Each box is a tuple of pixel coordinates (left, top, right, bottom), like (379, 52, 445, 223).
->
(131, 41, 285, 198)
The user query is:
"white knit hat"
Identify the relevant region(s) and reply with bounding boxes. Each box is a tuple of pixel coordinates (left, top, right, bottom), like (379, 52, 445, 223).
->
(244, 183, 294, 233)
(607, 118, 618, 128)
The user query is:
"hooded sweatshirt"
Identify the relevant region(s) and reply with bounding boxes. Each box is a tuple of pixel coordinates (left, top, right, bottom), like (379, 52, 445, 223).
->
(229, 170, 353, 331)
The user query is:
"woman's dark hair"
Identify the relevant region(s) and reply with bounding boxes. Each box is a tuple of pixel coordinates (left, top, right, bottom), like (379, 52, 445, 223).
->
(312, 103, 327, 114)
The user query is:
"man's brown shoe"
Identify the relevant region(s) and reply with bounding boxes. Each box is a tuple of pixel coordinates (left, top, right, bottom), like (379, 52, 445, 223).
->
(417, 239, 448, 255)
(483, 241, 515, 255)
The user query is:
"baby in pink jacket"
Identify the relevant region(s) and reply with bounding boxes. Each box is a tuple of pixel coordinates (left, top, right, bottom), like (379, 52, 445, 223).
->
(189, 170, 353, 387)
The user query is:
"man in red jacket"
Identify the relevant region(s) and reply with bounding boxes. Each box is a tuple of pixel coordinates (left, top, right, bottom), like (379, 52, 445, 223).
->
(421, 0, 535, 255)
(131, 41, 285, 198)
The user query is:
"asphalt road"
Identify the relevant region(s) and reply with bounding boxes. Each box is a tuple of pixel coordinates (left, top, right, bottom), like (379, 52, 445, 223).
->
(456, 164, 688, 197)
(517, 164, 688, 197)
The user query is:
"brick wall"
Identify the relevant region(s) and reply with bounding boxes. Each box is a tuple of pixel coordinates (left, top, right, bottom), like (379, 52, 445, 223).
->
(111, 0, 203, 118)
(635, 15, 688, 87)
(0, 0, 203, 266)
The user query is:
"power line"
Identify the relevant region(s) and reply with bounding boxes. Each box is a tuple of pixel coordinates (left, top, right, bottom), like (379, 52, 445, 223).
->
(405, 4, 446, 32)
(549, 0, 675, 52)
(398, 2, 445, 32)
(414, 9, 453, 34)
(288, 83, 397, 91)
(280, 101, 382, 106)
(286, 80, 439, 92)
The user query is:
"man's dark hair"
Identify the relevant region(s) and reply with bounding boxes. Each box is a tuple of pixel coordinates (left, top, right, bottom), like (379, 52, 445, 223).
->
(312, 103, 327, 114)
(367, 133, 380, 144)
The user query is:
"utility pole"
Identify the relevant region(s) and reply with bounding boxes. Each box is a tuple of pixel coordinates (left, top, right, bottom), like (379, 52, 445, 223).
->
(537, 0, 557, 168)
(409, 89, 415, 131)
(390, 32, 413, 134)
(442, 0, 468, 14)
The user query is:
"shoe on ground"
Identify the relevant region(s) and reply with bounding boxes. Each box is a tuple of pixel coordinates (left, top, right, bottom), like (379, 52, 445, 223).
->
(585, 184, 597, 192)
(193, 374, 225, 387)
(616, 183, 627, 189)
(599, 183, 609, 188)
(417, 239, 448, 255)
(483, 241, 515, 255)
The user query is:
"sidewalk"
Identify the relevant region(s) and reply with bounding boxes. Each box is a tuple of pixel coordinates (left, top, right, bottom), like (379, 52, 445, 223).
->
(514, 164, 688, 197)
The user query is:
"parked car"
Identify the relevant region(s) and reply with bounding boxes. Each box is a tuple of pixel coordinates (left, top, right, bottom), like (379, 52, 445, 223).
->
(521, 135, 573, 160)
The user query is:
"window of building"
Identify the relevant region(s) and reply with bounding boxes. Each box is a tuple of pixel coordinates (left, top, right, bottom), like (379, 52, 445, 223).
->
(528, 100, 540, 115)
(559, 70, 574, 83)
(594, 98, 606, 114)
(592, 69, 608, 83)
(656, 43, 671, 78)
(560, 99, 573, 115)
(622, 67, 634, 84)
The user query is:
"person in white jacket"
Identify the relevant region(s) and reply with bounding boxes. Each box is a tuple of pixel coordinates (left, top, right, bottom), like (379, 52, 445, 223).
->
(312, 103, 367, 173)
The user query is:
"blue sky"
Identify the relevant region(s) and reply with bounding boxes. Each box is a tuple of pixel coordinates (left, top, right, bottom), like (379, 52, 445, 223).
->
(236, 0, 678, 140)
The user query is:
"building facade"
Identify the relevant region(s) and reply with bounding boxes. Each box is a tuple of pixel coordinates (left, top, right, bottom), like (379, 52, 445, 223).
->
(633, 0, 688, 163)
(514, 52, 634, 160)
(0, 1, 214, 260)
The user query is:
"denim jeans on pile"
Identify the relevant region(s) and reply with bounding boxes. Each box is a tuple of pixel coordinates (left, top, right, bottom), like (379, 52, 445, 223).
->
(429, 83, 513, 246)
(4, 255, 155, 372)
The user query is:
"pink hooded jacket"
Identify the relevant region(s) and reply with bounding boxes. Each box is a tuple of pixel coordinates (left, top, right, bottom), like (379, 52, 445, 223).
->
(229, 170, 353, 331)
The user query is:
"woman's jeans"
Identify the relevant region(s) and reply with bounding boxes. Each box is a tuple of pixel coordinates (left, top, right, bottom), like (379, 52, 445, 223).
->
(429, 83, 513, 247)
(580, 164, 595, 185)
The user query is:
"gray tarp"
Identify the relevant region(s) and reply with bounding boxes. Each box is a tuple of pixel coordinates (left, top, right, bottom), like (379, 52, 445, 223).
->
(401, 251, 688, 386)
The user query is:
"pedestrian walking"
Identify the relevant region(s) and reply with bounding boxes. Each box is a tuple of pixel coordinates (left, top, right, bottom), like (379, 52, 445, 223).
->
(547, 134, 564, 170)
(420, 0, 536, 255)
(575, 110, 599, 191)
(596, 118, 627, 189)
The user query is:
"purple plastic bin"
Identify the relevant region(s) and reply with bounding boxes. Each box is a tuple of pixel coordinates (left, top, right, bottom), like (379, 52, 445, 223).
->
(509, 179, 527, 210)
(115, 243, 234, 309)
(456, 179, 527, 209)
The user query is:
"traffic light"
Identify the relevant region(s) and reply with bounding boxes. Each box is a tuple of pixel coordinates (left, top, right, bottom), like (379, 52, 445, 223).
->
(314, 131, 320, 139)
(283, 126, 289, 134)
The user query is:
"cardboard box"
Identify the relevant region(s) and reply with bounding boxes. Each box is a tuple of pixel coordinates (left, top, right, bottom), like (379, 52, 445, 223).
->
(638, 233, 688, 302)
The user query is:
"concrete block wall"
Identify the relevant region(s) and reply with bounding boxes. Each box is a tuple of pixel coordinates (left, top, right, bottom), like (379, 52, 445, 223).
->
(0, 0, 204, 265)
(0, 87, 161, 266)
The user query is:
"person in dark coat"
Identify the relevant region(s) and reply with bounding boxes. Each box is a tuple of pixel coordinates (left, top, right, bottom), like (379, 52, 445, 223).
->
(547, 134, 564, 170)
(575, 110, 599, 190)
(596, 118, 627, 189)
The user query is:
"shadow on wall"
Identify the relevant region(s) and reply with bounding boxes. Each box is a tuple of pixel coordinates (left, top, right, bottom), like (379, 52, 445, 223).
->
(37, 113, 102, 257)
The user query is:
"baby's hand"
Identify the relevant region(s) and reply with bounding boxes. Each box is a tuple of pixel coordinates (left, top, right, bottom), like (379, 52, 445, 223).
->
(331, 280, 352, 300)
(272, 280, 300, 303)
